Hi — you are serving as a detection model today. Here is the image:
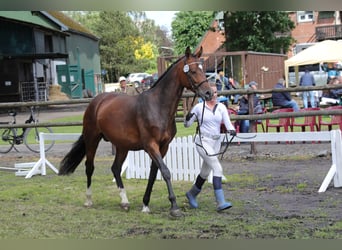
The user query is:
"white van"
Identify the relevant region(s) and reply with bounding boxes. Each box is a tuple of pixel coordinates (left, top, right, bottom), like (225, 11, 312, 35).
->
(288, 63, 327, 86)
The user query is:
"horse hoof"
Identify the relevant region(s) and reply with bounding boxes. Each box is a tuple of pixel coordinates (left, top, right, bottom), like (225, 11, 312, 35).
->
(84, 201, 93, 207)
(142, 205, 151, 213)
(120, 203, 130, 211)
(170, 209, 183, 218)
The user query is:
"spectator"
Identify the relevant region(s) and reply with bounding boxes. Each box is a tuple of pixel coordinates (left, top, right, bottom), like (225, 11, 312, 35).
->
(228, 76, 241, 104)
(299, 68, 316, 108)
(321, 77, 342, 105)
(326, 62, 338, 84)
(217, 71, 239, 104)
(115, 76, 139, 95)
(237, 81, 262, 133)
(272, 78, 299, 111)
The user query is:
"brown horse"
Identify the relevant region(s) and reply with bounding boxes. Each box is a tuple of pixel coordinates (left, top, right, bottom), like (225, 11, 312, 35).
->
(59, 46, 212, 217)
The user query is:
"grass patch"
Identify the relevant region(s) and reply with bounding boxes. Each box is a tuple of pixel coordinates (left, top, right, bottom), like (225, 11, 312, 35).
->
(48, 114, 197, 138)
(1, 161, 341, 239)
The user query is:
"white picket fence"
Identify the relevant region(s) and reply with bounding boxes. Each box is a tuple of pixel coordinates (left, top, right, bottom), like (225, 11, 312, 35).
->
(125, 136, 203, 181)
(13, 131, 342, 193)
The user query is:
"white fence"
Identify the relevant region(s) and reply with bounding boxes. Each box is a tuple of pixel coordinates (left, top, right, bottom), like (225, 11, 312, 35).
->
(14, 131, 342, 193)
(14, 133, 81, 178)
(125, 136, 202, 181)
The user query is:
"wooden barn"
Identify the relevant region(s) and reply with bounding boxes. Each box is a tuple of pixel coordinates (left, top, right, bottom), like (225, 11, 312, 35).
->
(158, 51, 286, 90)
(0, 11, 101, 103)
(201, 51, 287, 89)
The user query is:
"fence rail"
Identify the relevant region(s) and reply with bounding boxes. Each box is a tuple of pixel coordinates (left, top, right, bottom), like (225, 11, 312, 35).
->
(1, 84, 342, 129)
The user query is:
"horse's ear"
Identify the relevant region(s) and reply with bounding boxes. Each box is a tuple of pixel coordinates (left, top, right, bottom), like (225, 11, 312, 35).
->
(185, 46, 191, 58)
(195, 46, 203, 58)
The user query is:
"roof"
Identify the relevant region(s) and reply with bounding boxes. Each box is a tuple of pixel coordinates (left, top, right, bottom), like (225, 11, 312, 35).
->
(284, 40, 342, 85)
(0, 11, 99, 40)
(0, 11, 62, 33)
(43, 11, 99, 41)
(285, 40, 342, 67)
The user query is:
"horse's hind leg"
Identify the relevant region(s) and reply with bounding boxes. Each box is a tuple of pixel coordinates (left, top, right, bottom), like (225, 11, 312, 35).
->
(84, 137, 101, 207)
(111, 149, 130, 210)
(142, 161, 158, 213)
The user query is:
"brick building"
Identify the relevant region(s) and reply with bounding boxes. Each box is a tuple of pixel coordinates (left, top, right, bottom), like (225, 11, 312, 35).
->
(288, 11, 342, 57)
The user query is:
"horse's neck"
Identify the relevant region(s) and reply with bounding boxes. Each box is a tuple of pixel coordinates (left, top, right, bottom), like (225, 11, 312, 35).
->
(153, 74, 185, 117)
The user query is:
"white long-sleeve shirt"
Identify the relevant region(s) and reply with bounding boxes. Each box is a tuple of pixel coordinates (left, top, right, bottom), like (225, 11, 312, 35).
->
(184, 102, 235, 136)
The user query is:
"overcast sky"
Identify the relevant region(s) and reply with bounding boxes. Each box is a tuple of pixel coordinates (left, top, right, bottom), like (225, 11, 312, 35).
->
(145, 11, 178, 31)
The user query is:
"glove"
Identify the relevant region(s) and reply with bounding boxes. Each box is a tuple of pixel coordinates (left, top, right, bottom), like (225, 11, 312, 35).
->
(229, 130, 237, 136)
(185, 112, 194, 121)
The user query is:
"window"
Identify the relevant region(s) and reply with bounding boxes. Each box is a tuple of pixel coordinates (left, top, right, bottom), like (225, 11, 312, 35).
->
(297, 11, 314, 22)
(318, 11, 335, 19)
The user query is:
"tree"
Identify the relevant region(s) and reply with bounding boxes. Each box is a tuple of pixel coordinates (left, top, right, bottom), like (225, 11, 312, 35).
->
(223, 11, 295, 54)
(64, 11, 171, 81)
(171, 11, 214, 55)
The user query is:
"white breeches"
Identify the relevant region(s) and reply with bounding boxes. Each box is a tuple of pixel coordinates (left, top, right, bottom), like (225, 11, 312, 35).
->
(195, 135, 223, 178)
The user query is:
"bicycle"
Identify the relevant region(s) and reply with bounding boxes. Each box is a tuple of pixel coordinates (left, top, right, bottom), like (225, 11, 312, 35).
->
(0, 106, 55, 153)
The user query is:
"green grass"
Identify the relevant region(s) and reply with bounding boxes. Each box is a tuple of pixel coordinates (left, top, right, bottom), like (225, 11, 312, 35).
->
(49, 114, 197, 137)
(0, 163, 341, 239)
(49, 115, 83, 134)
(48, 114, 338, 136)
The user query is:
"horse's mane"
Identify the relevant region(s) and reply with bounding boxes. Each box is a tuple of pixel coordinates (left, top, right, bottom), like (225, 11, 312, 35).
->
(150, 55, 185, 89)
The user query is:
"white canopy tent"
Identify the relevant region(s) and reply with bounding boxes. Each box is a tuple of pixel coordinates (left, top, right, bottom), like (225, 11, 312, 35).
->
(285, 40, 342, 86)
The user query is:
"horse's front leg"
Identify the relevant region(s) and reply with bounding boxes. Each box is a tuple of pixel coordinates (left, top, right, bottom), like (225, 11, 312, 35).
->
(111, 149, 130, 211)
(144, 151, 182, 218)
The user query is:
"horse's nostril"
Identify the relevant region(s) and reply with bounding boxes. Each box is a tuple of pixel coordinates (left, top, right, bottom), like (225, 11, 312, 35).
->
(204, 91, 213, 101)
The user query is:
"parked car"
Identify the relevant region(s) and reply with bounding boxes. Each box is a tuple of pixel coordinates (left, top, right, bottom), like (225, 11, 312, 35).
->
(141, 73, 159, 88)
(141, 76, 154, 89)
(127, 73, 151, 86)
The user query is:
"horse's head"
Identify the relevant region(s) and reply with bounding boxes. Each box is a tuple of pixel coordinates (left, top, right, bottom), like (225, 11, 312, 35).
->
(181, 46, 213, 101)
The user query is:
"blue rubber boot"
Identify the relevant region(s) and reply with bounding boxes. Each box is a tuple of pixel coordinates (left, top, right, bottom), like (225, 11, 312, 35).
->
(186, 185, 201, 208)
(214, 189, 232, 212)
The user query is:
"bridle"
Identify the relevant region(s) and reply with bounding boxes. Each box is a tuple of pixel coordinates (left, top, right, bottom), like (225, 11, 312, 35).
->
(183, 60, 209, 93)
(182, 59, 236, 158)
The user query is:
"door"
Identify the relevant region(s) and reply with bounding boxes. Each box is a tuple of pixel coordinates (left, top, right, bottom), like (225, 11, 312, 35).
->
(56, 64, 82, 98)
(84, 69, 95, 97)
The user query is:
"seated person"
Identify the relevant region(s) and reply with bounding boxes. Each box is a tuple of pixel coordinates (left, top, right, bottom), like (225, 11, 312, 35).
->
(321, 77, 342, 105)
(228, 76, 241, 104)
(272, 78, 299, 111)
(237, 81, 262, 133)
(217, 71, 240, 105)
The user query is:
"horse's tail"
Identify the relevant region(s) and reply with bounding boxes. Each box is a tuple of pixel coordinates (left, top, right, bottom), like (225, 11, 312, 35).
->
(59, 135, 86, 175)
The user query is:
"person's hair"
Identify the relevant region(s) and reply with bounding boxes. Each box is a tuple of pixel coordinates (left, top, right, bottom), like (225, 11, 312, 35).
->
(278, 78, 285, 84)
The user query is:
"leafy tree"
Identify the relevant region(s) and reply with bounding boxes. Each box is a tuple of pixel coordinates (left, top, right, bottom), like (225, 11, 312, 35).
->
(64, 11, 171, 81)
(171, 11, 214, 55)
(223, 11, 295, 54)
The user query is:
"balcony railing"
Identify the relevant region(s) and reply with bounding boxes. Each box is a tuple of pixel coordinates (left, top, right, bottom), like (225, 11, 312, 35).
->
(316, 24, 342, 41)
